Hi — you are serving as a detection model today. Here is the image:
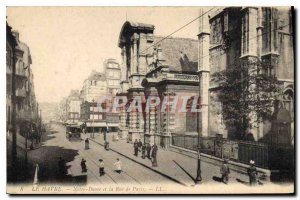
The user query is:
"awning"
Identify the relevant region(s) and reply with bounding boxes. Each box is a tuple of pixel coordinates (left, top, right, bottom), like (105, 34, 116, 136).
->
(86, 122, 107, 127)
(107, 123, 119, 127)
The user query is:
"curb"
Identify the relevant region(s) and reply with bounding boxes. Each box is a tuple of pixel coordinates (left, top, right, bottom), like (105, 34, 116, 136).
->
(89, 138, 188, 187)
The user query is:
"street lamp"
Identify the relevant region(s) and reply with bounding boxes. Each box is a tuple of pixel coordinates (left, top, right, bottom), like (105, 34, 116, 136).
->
(195, 148, 202, 183)
(195, 78, 202, 184)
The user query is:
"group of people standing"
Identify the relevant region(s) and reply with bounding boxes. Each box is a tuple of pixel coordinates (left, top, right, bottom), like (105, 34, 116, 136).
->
(133, 139, 158, 167)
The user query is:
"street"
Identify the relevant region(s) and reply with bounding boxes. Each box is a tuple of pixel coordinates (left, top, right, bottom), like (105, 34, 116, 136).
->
(29, 124, 178, 185)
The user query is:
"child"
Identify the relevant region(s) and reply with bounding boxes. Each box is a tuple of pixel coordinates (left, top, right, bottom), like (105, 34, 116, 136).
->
(114, 158, 122, 174)
(220, 159, 230, 184)
(99, 159, 105, 176)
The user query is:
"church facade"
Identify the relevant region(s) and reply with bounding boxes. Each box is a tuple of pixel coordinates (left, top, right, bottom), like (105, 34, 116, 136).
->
(117, 22, 200, 146)
(198, 7, 294, 144)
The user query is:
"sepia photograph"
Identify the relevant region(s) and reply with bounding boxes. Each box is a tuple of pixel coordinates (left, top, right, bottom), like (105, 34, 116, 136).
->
(5, 5, 295, 194)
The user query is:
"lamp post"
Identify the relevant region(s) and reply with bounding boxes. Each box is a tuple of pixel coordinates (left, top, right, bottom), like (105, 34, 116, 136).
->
(195, 144, 202, 184)
(195, 77, 202, 184)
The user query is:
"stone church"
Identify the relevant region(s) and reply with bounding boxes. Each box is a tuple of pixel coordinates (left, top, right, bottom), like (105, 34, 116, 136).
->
(117, 6, 294, 148)
(117, 21, 200, 147)
(199, 7, 294, 145)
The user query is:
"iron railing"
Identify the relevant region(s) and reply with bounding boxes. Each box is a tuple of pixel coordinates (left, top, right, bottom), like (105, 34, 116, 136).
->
(171, 134, 294, 169)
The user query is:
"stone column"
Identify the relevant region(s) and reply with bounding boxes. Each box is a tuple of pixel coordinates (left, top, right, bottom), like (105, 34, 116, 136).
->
(241, 7, 260, 141)
(145, 87, 158, 145)
(257, 7, 264, 139)
(132, 37, 137, 75)
(121, 46, 127, 82)
(130, 42, 135, 75)
(198, 7, 210, 137)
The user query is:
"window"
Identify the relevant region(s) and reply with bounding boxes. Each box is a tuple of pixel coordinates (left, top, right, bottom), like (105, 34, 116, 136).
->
(90, 114, 102, 120)
(108, 79, 119, 86)
(90, 106, 96, 112)
(108, 70, 120, 78)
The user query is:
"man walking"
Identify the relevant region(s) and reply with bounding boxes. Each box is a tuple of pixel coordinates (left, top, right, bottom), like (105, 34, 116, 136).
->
(220, 159, 230, 184)
(138, 139, 143, 152)
(133, 139, 139, 156)
(103, 129, 107, 141)
(141, 143, 146, 159)
(146, 143, 151, 159)
(151, 143, 158, 167)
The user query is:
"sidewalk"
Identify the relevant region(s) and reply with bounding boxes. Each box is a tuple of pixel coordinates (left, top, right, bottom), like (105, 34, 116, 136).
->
(89, 133, 251, 187)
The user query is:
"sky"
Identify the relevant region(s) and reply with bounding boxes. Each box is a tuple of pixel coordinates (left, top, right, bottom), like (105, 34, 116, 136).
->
(6, 7, 200, 103)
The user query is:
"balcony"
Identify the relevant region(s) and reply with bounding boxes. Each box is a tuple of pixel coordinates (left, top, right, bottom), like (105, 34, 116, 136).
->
(164, 73, 199, 82)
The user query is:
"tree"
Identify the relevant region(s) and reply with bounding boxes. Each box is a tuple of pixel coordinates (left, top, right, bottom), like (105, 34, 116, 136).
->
(212, 58, 281, 140)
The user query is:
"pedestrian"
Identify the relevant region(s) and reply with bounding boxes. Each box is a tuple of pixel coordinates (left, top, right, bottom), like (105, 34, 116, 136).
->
(146, 143, 152, 159)
(138, 139, 143, 152)
(141, 143, 146, 159)
(99, 159, 105, 176)
(151, 143, 158, 167)
(133, 139, 139, 156)
(104, 140, 110, 151)
(114, 158, 122, 174)
(126, 135, 130, 143)
(220, 159, 230, 184)
(103, 130, 107, 141)
(82, 122, 86, 134)
(85, 138, 89, 150)
(81, 158, 87, 173)
(247, 160, 258, 186)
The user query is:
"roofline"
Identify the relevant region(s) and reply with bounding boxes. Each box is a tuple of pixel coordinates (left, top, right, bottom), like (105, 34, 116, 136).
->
(118, 21, 155, 48)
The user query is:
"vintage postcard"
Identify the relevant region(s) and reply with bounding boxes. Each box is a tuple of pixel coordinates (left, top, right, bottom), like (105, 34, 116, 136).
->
(6, 6, 295, 194)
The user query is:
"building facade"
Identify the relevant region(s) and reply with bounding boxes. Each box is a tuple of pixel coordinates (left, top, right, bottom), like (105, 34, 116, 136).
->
(104, 58, 121, 96)
(198, 7, 294, 144)
(66, 90, 82, 124)
(117, 21, 200, 145)
(6, 25, 39, 135)
(6, 22, 17, 131)
(80, 71, 107, 131)
(79, 62, 121, 131)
